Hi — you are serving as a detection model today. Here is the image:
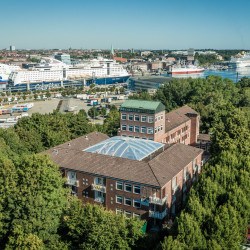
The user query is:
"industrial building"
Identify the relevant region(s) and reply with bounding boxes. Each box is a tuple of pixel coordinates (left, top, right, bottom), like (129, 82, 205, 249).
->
(130, 76, 171, 92)
(43, 132, 204, 226)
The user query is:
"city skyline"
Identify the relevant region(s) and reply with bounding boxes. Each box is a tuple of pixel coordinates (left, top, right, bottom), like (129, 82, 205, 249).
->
(1, 0, 250, 50)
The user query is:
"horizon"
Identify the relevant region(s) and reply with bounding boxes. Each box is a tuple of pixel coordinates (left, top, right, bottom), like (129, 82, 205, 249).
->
(1, 0, 250, 50)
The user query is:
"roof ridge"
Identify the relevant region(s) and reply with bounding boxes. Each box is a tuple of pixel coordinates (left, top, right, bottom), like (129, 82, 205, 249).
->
(147, 161, 161, 187)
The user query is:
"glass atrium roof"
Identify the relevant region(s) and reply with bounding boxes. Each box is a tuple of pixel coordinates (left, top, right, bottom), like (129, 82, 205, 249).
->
(83, 136, 164, 161)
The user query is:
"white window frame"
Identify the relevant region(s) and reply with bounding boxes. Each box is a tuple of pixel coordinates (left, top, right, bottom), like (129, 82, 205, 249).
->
(125, 197, 132, 206)
(134, 115, 140, 122)
(128, 114, 133, 121)
(141, 126, 146, 133)
(122, 125, 127, 131)
(116, 208, 123, 215)
(147, 127, 153, 134)
(134, 185, 141, 194)
(121, 113, 127, 120)
(128, 125, 133, 132)
(141, 115, 147, 122)
(116, 195, 123, 204)
(125, 183, 132, 192)
(116, 181, 123, 190)
(148, 116, 154, 123)
(124, 211, 132, 218)
(134, 199, 141, 208)
(134, 126, 140, 133)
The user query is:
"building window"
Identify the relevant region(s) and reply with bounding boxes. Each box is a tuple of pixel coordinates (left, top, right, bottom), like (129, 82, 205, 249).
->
(155, 127, 157, 133)
(116, 195, 123, 204)
(116, 208, 123, 215)
(142, 137, 146, 140)
(134, 115, 140, 121)
(122, 125, 127, 131)
(124, 211, 132, 218)
(129, 125, 133, 132)
(134, 199, 141, 208)
(82, 191, 88, 197)
(134, 213, 141, 219)
(128, 114, 133, 121)
(125, 183, 132, 192)
(134, 126, 139, 133)
(134, 185, 141, 194)
(116, 181, 123, 190)
(128, 136, 134, 138)
(121, 113, 127, 120)
(148, 116, 154, 123)
(161, 114, 163, 120)
(141, 126, 146, 133)
(147, 127, 153, 134)
(135, 136, 139, 139)
(125, 197, 132, 206)
(158, 126, 160, 132)
(141, 115, 147, 122)
(161, 125, 163, 131)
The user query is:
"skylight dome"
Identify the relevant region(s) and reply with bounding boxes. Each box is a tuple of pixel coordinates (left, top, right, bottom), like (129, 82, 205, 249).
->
(83, 136, 164, 161)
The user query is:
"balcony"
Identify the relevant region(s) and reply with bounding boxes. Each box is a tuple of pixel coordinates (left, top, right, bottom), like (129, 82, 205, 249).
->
(149, 208, 167, 220)
(94, 197, 104, 203)
(149, 195, 168, 206)
(66, 179, 79, 187)
(91, 184, 106, 193)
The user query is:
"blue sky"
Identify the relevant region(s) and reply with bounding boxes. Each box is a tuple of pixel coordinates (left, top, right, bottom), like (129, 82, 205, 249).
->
(1, 0, 250, 50)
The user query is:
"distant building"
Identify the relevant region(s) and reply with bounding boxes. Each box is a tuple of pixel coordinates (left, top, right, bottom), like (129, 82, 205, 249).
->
(54, 53, 71, 65)
(130, 76, 171, 92)
(141, 51, 152, 56)
(187, 48, 195, 56)
(113, 57, 127, 63)
(10, 45, 15, 51)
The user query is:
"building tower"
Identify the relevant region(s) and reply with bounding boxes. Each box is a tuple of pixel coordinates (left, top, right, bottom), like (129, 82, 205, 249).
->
(110, 44, 114, 55)
(10, 45, 15, 51)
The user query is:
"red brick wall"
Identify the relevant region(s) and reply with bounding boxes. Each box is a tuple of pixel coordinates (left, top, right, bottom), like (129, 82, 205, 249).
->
(164, 120, 191, 145)
(185, 113, 199, 146)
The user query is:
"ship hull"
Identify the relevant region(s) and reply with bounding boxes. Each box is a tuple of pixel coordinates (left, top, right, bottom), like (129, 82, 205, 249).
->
(5, 75, 130, 91)
(172, 70, 204, 74)
(86, 75, 130, 85)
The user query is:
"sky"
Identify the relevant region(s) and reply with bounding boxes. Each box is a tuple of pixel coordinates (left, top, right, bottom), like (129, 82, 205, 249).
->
(1, 0, 250, 50)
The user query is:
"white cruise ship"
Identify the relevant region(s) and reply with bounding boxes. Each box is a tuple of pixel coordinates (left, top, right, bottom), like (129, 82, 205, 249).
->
(229, 52, 250, 68)
(8, 57, 129, 89)
(171, 65, 204, 74)
(0, 63, 21, 83)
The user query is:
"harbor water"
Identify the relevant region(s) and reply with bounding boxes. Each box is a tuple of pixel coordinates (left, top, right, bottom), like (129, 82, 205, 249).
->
(164, 68, 250, 82)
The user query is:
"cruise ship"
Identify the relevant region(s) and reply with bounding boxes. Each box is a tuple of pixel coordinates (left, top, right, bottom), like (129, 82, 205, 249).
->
(0, 63, 20, 84)
(229, 52, 250, 68)
(171, 65, 204, 74)
(8, 57, 129, 91)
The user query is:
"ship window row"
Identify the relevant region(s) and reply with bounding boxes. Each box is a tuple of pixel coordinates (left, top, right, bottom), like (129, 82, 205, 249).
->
(116, 195, 141, 208)
(116, 181, 141, 194)
(121, 125, 153, 134)
(121, 113, 154, 123)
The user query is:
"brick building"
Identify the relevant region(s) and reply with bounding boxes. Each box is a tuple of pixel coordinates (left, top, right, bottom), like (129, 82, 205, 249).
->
(118, 100, 200, 146)
(43, 132, 205, 226)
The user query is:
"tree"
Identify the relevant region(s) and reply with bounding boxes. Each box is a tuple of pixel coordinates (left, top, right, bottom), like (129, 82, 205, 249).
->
(100, 107, 107, 117)
(103, 108, 120, 136)
(0, 154, 68, 248)
(60, 199, 144, 249)
(90, 83, 95, 89)
(88, 107, 99, 119)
